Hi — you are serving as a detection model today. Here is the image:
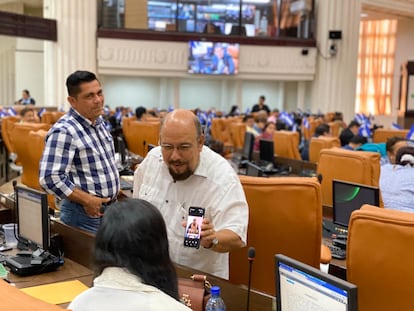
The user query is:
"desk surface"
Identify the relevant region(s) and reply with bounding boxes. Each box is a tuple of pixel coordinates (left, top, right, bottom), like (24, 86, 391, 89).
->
(8, 257, 93, 289)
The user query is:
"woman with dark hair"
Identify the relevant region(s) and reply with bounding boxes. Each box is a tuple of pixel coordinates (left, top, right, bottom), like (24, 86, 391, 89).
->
(69, 198, 191, 311)
(380, 146, 414, 212)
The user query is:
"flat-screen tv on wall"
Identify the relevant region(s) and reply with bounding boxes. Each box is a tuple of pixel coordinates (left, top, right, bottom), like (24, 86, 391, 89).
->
(188, 41, 239, 75)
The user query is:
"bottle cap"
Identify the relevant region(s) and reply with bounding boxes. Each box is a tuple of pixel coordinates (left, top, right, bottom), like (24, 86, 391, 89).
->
(210, 286, 221, 295)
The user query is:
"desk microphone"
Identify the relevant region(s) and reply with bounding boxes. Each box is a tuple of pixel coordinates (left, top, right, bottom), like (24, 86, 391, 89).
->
(317, 173, 323, 184)
(246, 246, 256, 311)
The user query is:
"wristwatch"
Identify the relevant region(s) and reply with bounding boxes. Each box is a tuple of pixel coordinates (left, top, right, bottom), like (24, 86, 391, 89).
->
(209, 237, 219, 249)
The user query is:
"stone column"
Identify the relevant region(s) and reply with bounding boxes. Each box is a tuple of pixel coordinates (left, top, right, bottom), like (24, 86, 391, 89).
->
(311, 0, 361, 122)
(43, 0, 97, 109)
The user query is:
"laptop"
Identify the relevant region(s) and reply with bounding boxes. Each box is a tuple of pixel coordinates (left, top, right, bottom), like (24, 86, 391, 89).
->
(275, 254, 358, 310)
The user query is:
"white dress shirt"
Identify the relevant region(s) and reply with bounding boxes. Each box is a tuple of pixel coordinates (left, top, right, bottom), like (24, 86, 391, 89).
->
(69, 267, 191, 311)
(133, 146, 248, 279)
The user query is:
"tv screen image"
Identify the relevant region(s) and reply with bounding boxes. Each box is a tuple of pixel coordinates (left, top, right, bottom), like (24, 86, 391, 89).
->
(188, 41, 239, 75)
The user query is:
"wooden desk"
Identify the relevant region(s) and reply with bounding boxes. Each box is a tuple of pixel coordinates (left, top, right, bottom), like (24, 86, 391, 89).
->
(8, 257, 93, 289)
(51, 219, 275, 311)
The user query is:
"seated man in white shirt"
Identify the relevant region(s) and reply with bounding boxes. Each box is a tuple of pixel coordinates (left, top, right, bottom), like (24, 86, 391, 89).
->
(133, 109, 248, 279)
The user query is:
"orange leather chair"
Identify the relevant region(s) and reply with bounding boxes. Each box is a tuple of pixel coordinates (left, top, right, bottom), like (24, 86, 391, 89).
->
(316, 148, 380, 207)
(372, 128, 409, 143)
(123, 121, 160, 157)
(229, 175, 329, 295)
(1, 116, 22, 171)
(308, 136, 340, 163)
(328, 120, 343, 137)
(347, 204, 414, 310)
(229, 122, 246, 151)
(41, 111, 65, 124)
(273, 130, 301, 160)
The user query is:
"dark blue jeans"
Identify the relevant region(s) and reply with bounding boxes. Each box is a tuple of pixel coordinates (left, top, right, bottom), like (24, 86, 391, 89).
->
(60, 199, 100, 233)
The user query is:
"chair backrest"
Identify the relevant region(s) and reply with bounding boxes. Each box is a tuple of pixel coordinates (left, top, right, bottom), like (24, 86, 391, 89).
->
(229, 122, 246, 151)
(123, 121, 160, 157)
(41, 111, 65, 124)
(273, 130, 301, 160)
(229, 175, 322, 295)
(372, 128, 409, 143)
(316, 148, 380, 207)
(308, 136, 340, 163)
(11, 123, 51, 166)
(347, 204, 414, 310)
(1, 116, 21, 155)
(328, 120, 343, 137)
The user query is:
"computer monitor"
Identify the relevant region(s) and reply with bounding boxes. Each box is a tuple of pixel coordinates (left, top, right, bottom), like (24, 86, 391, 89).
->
(242, 132, 255, 161)
(333, 179, 380, 228)
(117, 136, 127, 166)
(15, 186, 49, 251)
(246, 161, 264, 177)
(259, 139, 274, 163)
(275, 254, 358, 311)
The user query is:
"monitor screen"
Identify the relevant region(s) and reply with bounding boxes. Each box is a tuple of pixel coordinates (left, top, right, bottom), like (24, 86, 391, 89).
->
(188, 41, 239, 75)
(117, 136, 127, 166)
(275, 254, 358, 311)
(242, 132, 255, 161)
(16, 186, 49, 251)
(259, 139, 274, 163)
(333, 180, 380, 228)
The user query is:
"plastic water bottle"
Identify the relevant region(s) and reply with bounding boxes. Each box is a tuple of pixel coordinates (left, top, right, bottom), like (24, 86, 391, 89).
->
(205, 286, 226, 311)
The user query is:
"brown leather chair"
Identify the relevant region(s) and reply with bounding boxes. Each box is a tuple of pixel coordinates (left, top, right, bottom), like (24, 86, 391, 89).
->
(308, 136, 340, 163)
(273, 130, 301, 160)
(123, 121, 160, 157)
(347, 204, 414, 310)
(1, 116, 20, 155)
(372, 128, 409, 143)
(11, 123, 57, 209)
(229, 122, 246, 151)
(41, 111, 65, 124)
(316, 148, 380, 207)
(229, 175, 328, 295)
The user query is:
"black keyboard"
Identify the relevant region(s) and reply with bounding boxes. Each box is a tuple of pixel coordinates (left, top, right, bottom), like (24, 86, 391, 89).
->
(328, 244, 346, 260)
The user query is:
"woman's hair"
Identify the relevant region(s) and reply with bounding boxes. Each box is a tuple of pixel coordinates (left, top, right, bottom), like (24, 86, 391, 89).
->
(396, 146, 414, 166)
(94, 198, 179, 300)
(135, 106, 147, 120)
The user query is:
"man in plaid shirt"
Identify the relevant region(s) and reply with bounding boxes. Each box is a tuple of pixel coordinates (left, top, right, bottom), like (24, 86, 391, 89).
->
(40, 70, 120, 233)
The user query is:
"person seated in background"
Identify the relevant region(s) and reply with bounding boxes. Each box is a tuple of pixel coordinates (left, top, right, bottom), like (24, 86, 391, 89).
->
(380, 146, 414, 213)
(227, 105, 240, 117)
(253, 122, 276, 152)
(342, 135, 367, 150)
(135, 106, 148, 121)
(251, 95, 271, 114)
(384, 136, 408, 165)
(16, 89, 36, 105)
(301, 123, 331, 161)
(339, 120, 360, 146)
(243, 114, 260, 137)
(267, 108, 280, 123)
(69, 198, 191, 311)
(19, 106, 38, 123)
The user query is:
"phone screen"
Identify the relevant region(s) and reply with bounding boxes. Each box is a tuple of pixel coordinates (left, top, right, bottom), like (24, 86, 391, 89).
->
(184, 207, 205, 249)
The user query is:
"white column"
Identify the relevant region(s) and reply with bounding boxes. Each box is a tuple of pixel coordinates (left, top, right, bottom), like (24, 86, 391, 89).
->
(43, 0, 97, 109)
(311, 0, 361, 122)
(0, 36, 16, 107)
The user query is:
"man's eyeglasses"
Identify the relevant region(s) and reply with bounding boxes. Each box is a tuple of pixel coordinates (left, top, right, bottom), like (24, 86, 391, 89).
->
(161, 143, 193, 153)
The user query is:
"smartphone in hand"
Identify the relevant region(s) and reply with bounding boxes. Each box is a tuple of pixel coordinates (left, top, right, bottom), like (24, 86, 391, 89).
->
(184, 207, 205, 249)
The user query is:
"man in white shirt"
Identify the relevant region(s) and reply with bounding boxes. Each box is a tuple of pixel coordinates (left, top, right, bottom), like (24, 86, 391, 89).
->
(133, 109, 248, 279)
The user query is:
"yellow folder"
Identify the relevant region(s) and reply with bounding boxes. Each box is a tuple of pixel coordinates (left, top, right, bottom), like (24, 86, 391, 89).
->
(21, 279, 89, 305)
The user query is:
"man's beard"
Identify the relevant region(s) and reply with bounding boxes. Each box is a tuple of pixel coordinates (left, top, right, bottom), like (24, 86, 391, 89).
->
(168, 161, 193, 181)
